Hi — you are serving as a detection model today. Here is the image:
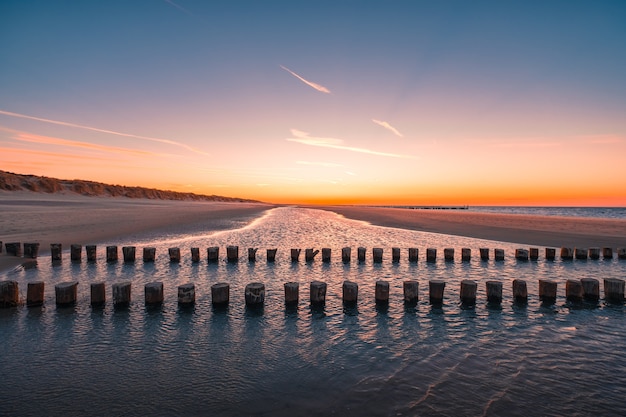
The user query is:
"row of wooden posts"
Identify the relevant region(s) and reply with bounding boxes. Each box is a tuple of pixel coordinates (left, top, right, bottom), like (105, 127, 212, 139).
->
(1, 277, 624, 309)
(3, 242, 626, 264)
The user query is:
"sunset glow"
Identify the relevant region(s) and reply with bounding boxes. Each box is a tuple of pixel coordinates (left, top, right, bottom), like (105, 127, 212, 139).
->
(1, 1, 625, 206)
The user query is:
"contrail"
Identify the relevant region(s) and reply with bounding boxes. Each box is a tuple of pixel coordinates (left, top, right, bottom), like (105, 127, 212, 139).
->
(372, 119, 404, 137)
(280, 65, 331, 94)
(163, 0, 193, 15)
(0, 109, 209, 156)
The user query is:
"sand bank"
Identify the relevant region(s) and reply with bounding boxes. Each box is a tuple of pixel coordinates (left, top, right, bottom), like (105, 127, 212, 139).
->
(315, 206, 626, 248)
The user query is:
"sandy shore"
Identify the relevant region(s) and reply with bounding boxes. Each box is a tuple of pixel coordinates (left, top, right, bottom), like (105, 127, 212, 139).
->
(315, 206, 626, 248)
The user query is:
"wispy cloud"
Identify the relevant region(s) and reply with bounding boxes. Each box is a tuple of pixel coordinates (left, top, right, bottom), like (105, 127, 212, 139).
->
(372, 119, 403, 137)
(163, 0, 192, 15)
(280, 66, 331, 94)
(0, 109, 209, 156)
(286, 129, 414, 159)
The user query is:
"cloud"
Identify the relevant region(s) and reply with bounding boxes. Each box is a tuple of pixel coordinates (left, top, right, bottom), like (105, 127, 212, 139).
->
(372, 119, 404, 137)
(0, 109, 209, 156)
(286, 129, 414, 159)
(280, 66, 331, 94)
(163, 0, 193, 15)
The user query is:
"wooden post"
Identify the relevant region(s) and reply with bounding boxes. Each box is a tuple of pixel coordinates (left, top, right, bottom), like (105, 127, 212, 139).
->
(403, 280, 419, 304)
(479, 248, 489, 261)
(50, 243, 62, 262)
(291, 249, 301, 262)
(494, 249, 505, 261)
(168, 248, 181, 263)
(0, 281, 19, 308)
(207, 247, 219, 263)
(392, 247, 401, 263)
(529, 247, 539, 261)
(373, 248, 383, 263)
(429, 280, 445, 305)
(305, 249, 319, 262)
(0, 241, 2, 254)
(486, 281, 503, 305)
(512, 279, 528, 304)
(143, 247, 156, 263)
(145, 282, 163, 305)
(545, 248, 556, 261)
(245, 283, 265, 306)
(357, 247, 366, 263)
(444, 248, 454, 262)
(5, 242, 22, 257)
(565, 279, 583, 303)
(267, 248, 277, 262)
(310, 281, 327, 306)
(460, 280, 477, 306)
(408, 248, 419, 263)
(227, 246, 239, 263)
(106, 246, 118, 263)
(248, 248, 258, 262)
(560, 247, 573, 260)
(581, 278, 599, 302)
(426, 248, 437, 263)
(538, 280, 557, 304)
(70, 244, 82, 262)
(178, 283, 195, 306)
(211, 283, 230, 306)
(342, 247, 351, 263)
(588, 248, 600, 260)
(27, 282, 45, 307)
(86, 245, 97, 262)
(618, 248, 626, 260)
(55, 282, 78, 306)
(122, 246, 136, 263)
(90, 282, 106, 306)
(461, 248, 471, 262)
(574, 248, 588, 260)
(342, 281, 358, 305)
(604, 278, 625, 303)
(23, 243, 40, 259)
(284, 282, 299, 306)
(322, 248, 331, 263)
(602, 247, 613, 259)
(515, 249, 529, 261)
(375, 280, 390, 305)
(190, 247, 200, 263)
(112, 282, 131, 307)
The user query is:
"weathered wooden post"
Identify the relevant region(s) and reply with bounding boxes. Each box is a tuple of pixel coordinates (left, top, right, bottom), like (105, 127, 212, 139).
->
(479, 248, 489, 261)
(357, 247, 366, 263)
(574, 248, 588, 260)
(529, 247, 539, 261)
(291, 249, 301, 262)
(342, 247, 351, 263)
(342, 281, 358, 305)
(373, 248, 383, 264)
(143, 247, 156, 262)
(248, 248, 258, 262)
(211, 283, 230, 306)
(90, 282, 106, 306)
(207, 247, 219, 263)
(50, 243, 62, 262)
(512, 279, 528, 304)
(23, 243, 40, 259)
(55, 282, 78, 306)
(392, 247, 401, 263)
(604, 278, 625, 303)
(602, 247, 613, 259)
(0, 281, 19, 308)
(310, 281, 327, 306)
(245, 283, 265, 306)
(284, 282, 299, 306)
(545, 248, 556, 261)
(27, 282, 45, 307)
(618, 248, 626, 260)
(112, 282, 131, 307)
(267, 248, 277, 262)
(86, 245, 97, 262)
(190, 247, 200, 263)
(460, 280, 477, 306)
(168, 247, 181, 263)
(538, 280, 557, 304)
(375, 280, 390, 305)
(305, 249, 319, 262)
(461, 248, 471, 262)
(322, 248, 331, 263)
(145, 282, 164, 305)
(515, 249, 529, 261)
(429, 280, 445, 305)
(565, 279, 583, 303)
(122, 246, 136, 263)
(403, 280, 419, 304)
(106, 246, 118, 263)
(444, 248, 454, 262)
(426, 248, 437, 263)
(178, 283, 195, 306)
(227, 246, 239, 263)
(70, 244, 82, 262)
(486, 281, 503, 305)
(581, 278, 600, 302)
(5, 242, 22, 256)
(560, 247, 573, 260)
(408, 248, 419, 263)
(494, 249, 505, 261)
(588, 248, 600, 260)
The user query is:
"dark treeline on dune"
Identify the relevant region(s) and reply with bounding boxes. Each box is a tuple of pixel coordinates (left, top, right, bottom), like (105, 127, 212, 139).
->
(0, 170, 259, 203)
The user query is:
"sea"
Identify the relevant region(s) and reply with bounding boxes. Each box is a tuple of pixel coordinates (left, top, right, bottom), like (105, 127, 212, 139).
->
(1, 206, 626, 416)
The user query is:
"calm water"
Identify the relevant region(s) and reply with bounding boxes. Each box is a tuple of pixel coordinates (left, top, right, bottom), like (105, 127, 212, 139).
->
(470, 206, 626, 220)
(2, 207, 626, 416)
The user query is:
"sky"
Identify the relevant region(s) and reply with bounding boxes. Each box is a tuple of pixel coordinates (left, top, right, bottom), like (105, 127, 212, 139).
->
(1, 0, 625, 206)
